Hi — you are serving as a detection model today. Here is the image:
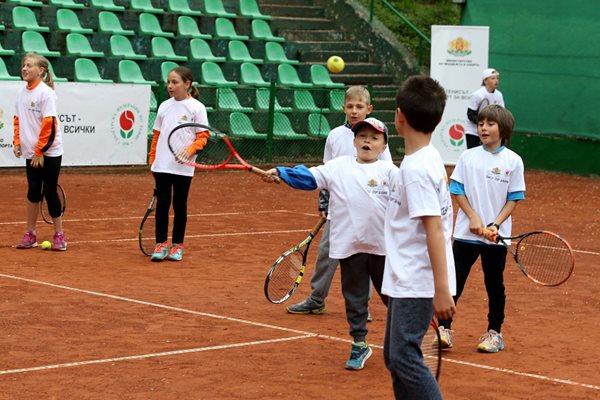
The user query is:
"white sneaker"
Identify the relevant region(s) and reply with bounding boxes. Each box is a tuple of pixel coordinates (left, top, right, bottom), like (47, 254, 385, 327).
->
(436, 326, 453, 349)
(477, 329, 504, 353)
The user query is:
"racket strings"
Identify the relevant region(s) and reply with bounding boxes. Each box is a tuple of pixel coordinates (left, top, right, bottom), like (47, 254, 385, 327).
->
(170, 131, 238, 168)
(421, 322, 441, 380)
(516, 233, 574, 285)
(266, 251, 304, 302)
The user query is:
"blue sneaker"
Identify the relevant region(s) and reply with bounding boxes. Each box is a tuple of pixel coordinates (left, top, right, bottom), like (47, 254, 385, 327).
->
(477, 329, 504, 353)
(345, 342, 372, 370)
(151, 241, 168, 262)
(167, 244, 183, 261)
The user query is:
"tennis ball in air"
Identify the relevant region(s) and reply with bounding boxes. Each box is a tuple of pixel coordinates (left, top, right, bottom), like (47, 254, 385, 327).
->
(327, 56, 345, 74)
(41, 240, 52, 250)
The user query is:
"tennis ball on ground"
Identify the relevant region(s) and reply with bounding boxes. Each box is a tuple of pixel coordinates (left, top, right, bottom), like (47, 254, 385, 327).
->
(41, 240, 52, 250)
(327, 56, 345, 74)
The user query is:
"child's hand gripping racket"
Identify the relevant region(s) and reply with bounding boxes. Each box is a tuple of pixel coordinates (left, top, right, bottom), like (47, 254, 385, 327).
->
(264, 216, 327, 304)
(483, 229, 575, 286)
(168, 123, 268, 177)
(40, 184, 66, 224)
(138, 187, 156, 256)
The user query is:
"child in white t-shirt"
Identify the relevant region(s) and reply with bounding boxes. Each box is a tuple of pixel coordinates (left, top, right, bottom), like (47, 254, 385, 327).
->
(263, 117, 397, 371)
(465, 68, 505, 148)
(438, 105, 525, 354)
(148, 66, 209, 262)
(382, 76, 456, 400)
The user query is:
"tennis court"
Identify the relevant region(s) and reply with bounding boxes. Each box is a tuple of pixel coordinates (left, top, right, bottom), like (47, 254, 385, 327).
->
(0, 168, 598, 399)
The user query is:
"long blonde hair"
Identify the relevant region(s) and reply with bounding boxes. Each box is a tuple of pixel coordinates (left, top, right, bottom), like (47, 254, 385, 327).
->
(22, 52, 54, 89)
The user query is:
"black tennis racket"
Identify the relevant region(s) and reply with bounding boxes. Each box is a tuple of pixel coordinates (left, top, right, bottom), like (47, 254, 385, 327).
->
(138, 187, 157, 256)
(167, 123, 267, 177)
(421, 318, 442, 381)
(40, 183, 66, 224)
(486, 229, 575, 286)
(264, 216, 327, 304)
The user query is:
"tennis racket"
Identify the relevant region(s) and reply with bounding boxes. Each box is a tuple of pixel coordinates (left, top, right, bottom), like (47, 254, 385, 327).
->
(138, 188, 157, 256)
(264, 216, 327, 304)
(485, 230, 575, 286)
(421, 318, 442, 381)
(478, 98, 490, 114)
(168, 123, 268, 177)
(40, 183, 66, 224)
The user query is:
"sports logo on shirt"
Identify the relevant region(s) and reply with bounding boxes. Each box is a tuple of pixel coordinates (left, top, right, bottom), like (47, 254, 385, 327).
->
(110, 103, 145, 146)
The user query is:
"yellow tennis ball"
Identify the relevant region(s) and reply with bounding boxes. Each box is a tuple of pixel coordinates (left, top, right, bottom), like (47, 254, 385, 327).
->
(41, 240, 52, 250)
(327, 56, 345, 74)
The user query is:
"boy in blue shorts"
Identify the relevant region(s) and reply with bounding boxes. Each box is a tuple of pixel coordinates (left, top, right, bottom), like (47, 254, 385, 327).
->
(263, 117, 397, 370)
(382, 76, 457, 399)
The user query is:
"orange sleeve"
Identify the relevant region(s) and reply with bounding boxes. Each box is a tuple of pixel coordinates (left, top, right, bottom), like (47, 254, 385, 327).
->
(35, 116, 57, 156)
(13, 116, 20, 146)
(185, 130, 210, 155)
(148, 129, 160, 164)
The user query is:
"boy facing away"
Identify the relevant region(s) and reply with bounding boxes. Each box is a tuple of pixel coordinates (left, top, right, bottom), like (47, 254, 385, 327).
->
(263, 117, 397, 371)
(287, 86, 392, 315)
(382, 76, 456, 400)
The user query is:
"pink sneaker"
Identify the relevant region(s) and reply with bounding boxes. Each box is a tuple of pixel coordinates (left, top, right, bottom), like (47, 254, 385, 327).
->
(16, 231, 38, 249)
(52, 231, 67, 251)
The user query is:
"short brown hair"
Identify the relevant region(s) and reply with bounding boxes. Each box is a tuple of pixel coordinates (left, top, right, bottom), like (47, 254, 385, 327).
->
(345, 85, 370, 105)
(477, 105, 515, 146)
(395, 75, 446, 133)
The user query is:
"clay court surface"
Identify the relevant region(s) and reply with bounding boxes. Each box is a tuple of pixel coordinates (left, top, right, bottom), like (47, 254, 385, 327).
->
(0, 167, 598, 400)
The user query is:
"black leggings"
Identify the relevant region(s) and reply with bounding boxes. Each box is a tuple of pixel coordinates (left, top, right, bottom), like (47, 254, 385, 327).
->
(154, 172, 192, 244)
(26, 155, 62, 218)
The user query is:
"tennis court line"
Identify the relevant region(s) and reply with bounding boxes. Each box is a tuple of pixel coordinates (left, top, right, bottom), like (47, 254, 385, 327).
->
(1, 272, 598, 392)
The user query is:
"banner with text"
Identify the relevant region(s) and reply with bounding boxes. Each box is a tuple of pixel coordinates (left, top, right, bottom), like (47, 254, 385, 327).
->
(430, 25, 489, 164)
(0, 82, 150, 167)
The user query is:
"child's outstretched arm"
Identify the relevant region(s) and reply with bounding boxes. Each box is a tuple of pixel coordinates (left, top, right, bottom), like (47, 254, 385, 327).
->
(263, 165, 317, 190)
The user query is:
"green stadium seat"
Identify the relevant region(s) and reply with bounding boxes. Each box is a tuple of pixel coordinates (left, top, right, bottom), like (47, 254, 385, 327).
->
(214, 18, 249, 40)
(160, 61, 179, 82)
(167, 0, 202, 16)
(229, 112, 267, 139)
(277, 64, 312, 88)
(251, 19, 284, 42)
(273, 113, 306, 139)
(294, 90, 329, 113)
(98, 11, 135, 35)
(201, 62, 238, 87)
(74, 58, 113, 83)
(130, 0, 163, 14)
(49, 0, 85, 9)
(151, 37, 188, 61)
(57, 9, 93, 34)
(256, 88, 292, 112)
(12, 6, 50, 32)
(22, 31, 60, 57)
(0, 58, 21, 81)
(48, 61, 68, 82)
(139, 13, 174, 37)
(110, 34, 147, 60)
(7, 0, 43, 7)
(0, 42, 16, 56)
(204, 0, 236, 18)
(228, 40, 263, 64)
(90, 0, 125, 12)
(310, 65, 344, 88)
(308, 113, 330, 138)
(329, 89, 345, 110)
(217, 88, 253, 112)
(264, 41, 299, 65)
(239, 0, 272, 20)
(66, 33, 104, 57)
(118, 60, 156, 85)
(0, 25, 4, 31)
(189, 39, 225, 62)
(177, 16, 211, 39)
(240, 63, 270, 87)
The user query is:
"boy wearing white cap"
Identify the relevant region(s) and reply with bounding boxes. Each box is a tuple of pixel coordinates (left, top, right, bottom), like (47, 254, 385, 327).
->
(263, 117, 397, 371)
(465, 68, 505, 148)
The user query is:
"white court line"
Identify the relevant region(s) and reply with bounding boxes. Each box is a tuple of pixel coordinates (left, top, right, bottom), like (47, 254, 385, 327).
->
(0, 273, 599, 392)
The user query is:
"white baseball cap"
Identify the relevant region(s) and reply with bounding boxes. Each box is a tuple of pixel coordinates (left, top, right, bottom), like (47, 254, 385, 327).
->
(482, 68, 499, 81)
(351, 117, 388, 141)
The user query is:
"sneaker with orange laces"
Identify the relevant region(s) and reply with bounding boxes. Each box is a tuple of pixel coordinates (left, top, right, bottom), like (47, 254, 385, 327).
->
(16, 231, 38, 249)
(52, 231, 67, 251)
(151, 241, 168, 261)
(167, 243, 183, 261)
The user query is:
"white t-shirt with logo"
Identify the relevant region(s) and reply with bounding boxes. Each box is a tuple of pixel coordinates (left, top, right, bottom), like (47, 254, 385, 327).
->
(452, 146, 525, 243)
(465, 86, 505, 136)
(382, 145, 456, 298)
(151, 97, 208, 177)
(14, 81, 63, 158)
(309, 155, 398, 259)
(323, 124, 392, 162)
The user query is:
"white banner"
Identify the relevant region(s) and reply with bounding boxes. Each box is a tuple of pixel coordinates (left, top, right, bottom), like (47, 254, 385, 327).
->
(430, 25, 489, 164)
(0, 82, 150, 167)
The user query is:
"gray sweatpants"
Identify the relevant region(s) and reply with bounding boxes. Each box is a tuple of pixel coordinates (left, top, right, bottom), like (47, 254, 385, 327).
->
(308, 220, 339, 302)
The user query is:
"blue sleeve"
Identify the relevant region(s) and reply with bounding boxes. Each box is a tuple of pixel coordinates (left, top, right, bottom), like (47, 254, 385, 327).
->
(507, 191, 525, 201)
(275, 165, 318, 190)
(449, 179, 465, 195)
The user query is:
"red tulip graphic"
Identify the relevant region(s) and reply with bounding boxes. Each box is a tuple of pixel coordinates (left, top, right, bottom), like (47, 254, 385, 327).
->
(119, 110, 135, 139)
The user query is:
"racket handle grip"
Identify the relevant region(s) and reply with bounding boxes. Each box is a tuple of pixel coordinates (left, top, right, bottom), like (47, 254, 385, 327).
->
(249, 166, 281, 183)
(482, 228, 499, 242)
